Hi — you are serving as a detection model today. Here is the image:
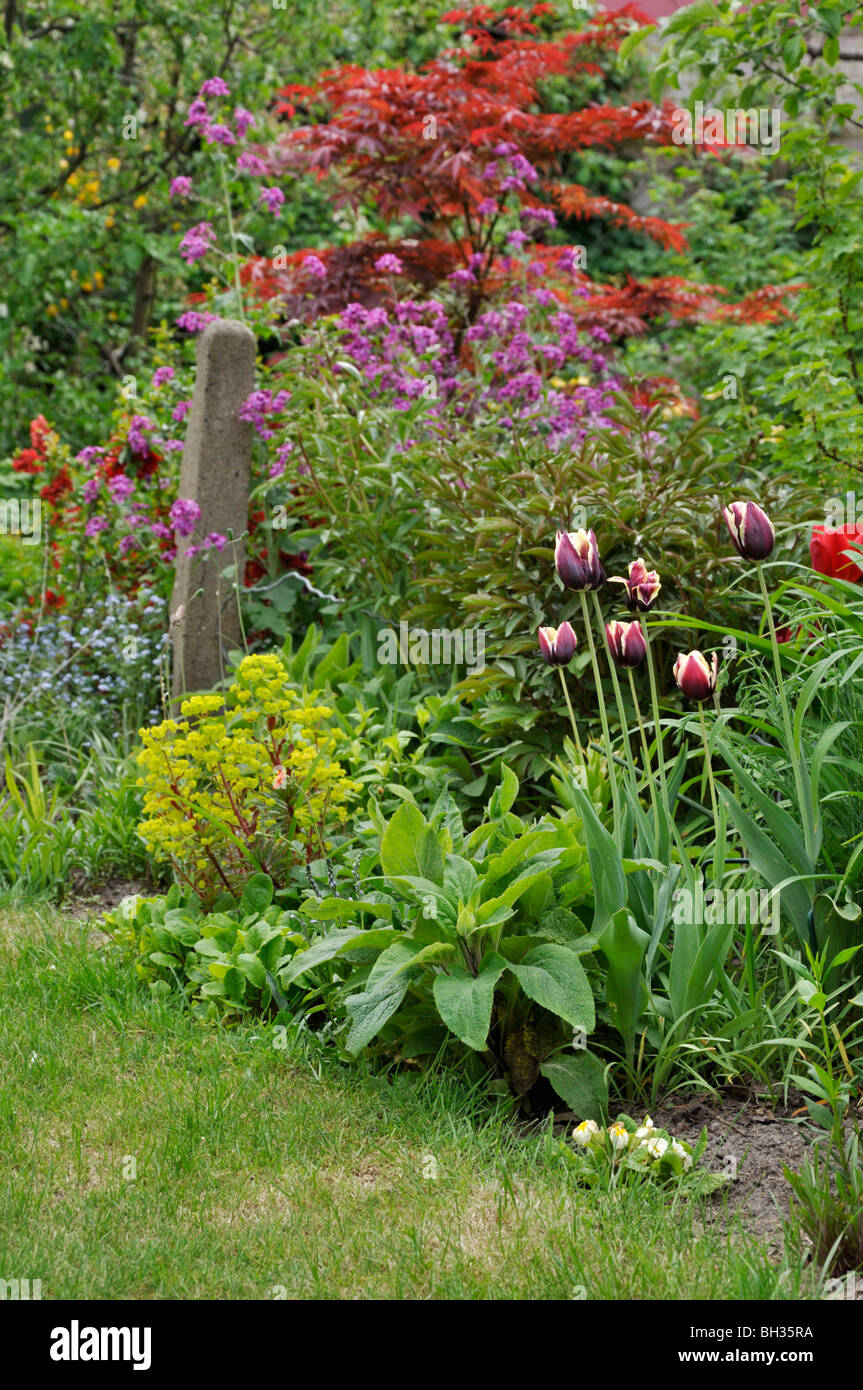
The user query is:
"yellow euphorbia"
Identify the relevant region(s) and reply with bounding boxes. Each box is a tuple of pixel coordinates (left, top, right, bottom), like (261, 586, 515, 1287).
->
(136, 653, 361, 902)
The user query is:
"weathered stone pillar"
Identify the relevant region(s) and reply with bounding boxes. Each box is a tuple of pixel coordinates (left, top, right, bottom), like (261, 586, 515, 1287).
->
(170, 318, 256, 701)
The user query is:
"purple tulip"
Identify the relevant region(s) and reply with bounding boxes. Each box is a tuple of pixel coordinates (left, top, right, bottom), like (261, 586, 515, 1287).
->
(538, 621, 577, 667)
(608, 557, 661, 612)
(606, 620, 646, 669)
(674, 650, 719, 702)
(723, 501, 775, 562)
(554, 528, 605, 591)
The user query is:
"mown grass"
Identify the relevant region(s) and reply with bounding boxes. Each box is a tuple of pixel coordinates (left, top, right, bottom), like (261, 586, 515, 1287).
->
(0, 908, 819, 1300)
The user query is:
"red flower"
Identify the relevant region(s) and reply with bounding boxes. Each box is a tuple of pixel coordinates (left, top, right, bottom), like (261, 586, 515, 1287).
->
(40, 468, 73, 505)
(30, 415, 52, 452)
(11, 448, 44, 474)
(810, 524, 863, 583)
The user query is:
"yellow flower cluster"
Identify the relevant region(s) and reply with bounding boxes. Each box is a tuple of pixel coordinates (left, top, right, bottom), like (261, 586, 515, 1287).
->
(136, 652, 361, 900)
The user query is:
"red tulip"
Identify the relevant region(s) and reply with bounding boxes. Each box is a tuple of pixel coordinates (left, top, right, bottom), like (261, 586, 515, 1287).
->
(810, 524, 863, 583)
(723, 500, 775, 562)
(673, 650, 718, 702)
(608, 558, 661, 612)
(538, 621, 577, 667)
(554, 529, 605, 591)
(605, 619, 646, 669)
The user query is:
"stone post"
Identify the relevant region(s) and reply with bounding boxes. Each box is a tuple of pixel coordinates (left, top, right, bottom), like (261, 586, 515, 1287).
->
(170, 318, 256, 701)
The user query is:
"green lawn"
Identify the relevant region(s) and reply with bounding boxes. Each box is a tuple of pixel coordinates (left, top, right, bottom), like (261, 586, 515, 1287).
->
(0, 908, 818, 1300)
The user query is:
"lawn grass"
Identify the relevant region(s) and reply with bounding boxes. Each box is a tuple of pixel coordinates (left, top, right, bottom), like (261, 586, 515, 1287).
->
(0, 907, 820, 1300)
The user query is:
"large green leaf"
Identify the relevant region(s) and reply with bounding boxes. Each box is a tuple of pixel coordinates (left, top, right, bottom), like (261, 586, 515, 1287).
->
(278, 928, 358, 986)
(718, 785, 813, 945)
(539, 1051, 608, 1122)
(507, 944, 595, 1031)
(239, 873, 274, 916)
(345, 974, 411, 1054)
(599, 907, 648, 1059)
(380, 802, 445, 886)
(568, 784, 626, 931)
(432, 950, 507, 1051)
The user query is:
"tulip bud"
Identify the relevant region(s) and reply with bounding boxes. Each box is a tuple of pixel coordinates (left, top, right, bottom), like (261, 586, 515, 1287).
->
(723, 500, 775, 562)
(538, 621, 577, 666)
(605, 619, 646, 669)
(673, 650, 718, 702)
(608, 557, 661, 612)
(554, 528, 606, 591)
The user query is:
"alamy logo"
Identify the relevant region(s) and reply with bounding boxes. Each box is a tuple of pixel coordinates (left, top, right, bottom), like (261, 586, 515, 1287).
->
(672, 883, 780, 934)
(0, 498, 41, 545)
(0, 1277, 41, 1299)
(672, 102, 781, 154)
(49, 1321, 152, 1372)
(377, 620, 485, 672)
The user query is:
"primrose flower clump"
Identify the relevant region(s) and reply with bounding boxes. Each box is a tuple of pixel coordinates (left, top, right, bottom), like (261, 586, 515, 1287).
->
(569, 1114, 708, 1184)
(136, 652, 361, 902)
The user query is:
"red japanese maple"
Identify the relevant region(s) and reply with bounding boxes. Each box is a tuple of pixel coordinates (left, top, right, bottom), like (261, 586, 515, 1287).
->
(245, 3, 797, 339)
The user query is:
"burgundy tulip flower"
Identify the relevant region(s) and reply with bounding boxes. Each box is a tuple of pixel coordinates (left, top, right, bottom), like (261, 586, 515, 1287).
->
(538, 621, 577, 667)
(608, 557, 661, 612)
(606, 619, 647, 669)
(673, 650, 719, 702)
(723, 501, 775, 562)
(554, 529, 606, 591)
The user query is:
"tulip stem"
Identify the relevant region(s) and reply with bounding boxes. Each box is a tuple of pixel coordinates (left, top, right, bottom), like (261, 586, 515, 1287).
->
(756, 562, 815, 861)
(628, 668, 661, 851)
(698, 703, 721, 886)
(641, 617, 669, 810)
(579, 591, 621, 834)
(559, 667, 588, 788)
(591, 591, 636, 771)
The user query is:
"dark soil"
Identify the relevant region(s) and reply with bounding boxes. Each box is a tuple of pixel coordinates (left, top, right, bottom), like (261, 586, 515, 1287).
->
(552, 1082, 826, 1252)
(650, 1088, 812, 1252)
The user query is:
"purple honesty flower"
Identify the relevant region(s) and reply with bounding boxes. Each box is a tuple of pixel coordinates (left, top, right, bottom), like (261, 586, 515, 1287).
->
(175, 311, 211, 334)
(109, 473, 135, 501)
(205, 123, 236, 147)
(236, 152, 268, 175)
(184, 99, 209, 128)
(179, 221, 216, 264)
(202, 532, 227, 551)
(375, 252, 403, 274)
(259, 185, 285, 215)
(303, 255, 327, 280)
(127, 415, 152, 456)
(506, 228, 529, 247)
(199, 77, 230, 99)
(233, 106, 255, 138)
(448, 268, 476, 288)
(163, 439, 184, 452)
(172, 399, 192, 422)
(169, 498, 201, 538)
(85, 516, 110, 538)
(169, 177, 193, 199)
(76, 446, 104, 466)
(152, 366, 175, 387)
(82, 478, 101, 504)
(520, 206, 557, 227)
(476, 197, 498, 217)
(238, 388, 291, 439)
(118, 534, 138, 556)
(149, 522, 172, 541)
